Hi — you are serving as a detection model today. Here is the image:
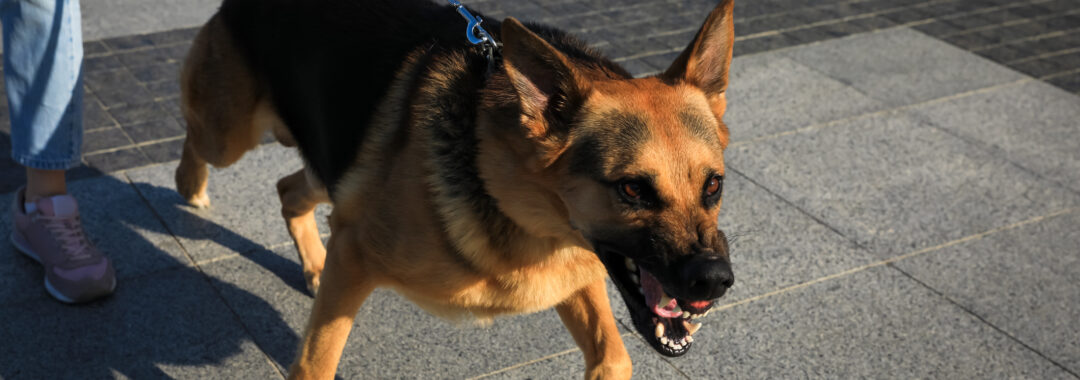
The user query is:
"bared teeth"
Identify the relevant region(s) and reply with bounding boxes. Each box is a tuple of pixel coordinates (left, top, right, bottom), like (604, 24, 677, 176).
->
(684, 321, 702, 335)
(682, 311, 691, 319)
(629, 273, 639, 284)
(686, 335, 694, 343)
(625, 258, 637, 271)
(659, 336, 669, 345)
(654, 322, 665, 338)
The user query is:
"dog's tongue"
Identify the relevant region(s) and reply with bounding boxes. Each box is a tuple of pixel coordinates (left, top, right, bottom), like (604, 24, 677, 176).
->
(640, 269, 682, 318)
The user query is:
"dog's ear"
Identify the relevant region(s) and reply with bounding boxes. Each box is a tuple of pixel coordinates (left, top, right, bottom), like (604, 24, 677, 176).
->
(662, 0, 734, 100)
(500, 17, 585, 166)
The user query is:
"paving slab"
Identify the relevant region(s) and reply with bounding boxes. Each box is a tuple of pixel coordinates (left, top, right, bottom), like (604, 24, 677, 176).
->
(894, 209, 1080, 374)
(725, 55, 886, 142)
(669, 266, 1074, 379)
(712, 171, 875, 304)
(727, 109, 1080, 258)
(908, 80, 1080, 194)
(0, 174, 190, 305)
(200, 247, 638, 379)
(781, 28, 1026, 107)
(0, 267, 280, 379)
(125, 144, 331, 264)
(480, 333, 685, 380)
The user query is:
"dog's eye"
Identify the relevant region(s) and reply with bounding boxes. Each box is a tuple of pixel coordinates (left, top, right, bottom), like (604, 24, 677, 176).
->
(704, 175, 723, 197)
(620, 181, 644, 201)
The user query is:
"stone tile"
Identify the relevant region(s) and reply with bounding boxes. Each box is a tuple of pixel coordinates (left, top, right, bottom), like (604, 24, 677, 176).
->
(1046, 72, 1080, 93)
(145, 80, 181, 99)
(84, 147, 152, 172)
(728, 110, 1080, 257)
(101, 34, 155, 52)
(670, 266, 1074, 378)
(483, 334, 686, 379)
(85, 69, 155, 108)
(895, 210, 1080, 374)
(0, 268, 280, 379)
(732, 33, 800, 57)
(83, 40, 110, 56)
(712, 171, 875, 305)
(83, 95, 118, 130)
(130, 61, 181, 83)
(116, 48, 173, 68)
(139, 138, 185, 163)
(1010, 57, 1067, 78)
(724, 55, 884, 141)
(0, 174, 190, 305)
(910, 80, 1080, 193)
(122, 117, 185, 144)
(125, 144, 331, 263)
(200, 248, 617, 378)
(83, 127, 133, 153)
(159, 97, 185, 120)
(146, 27, 200, 46)
(109, 101, 168, 125)
(783, 28, 1026, 106)
(83, 54, 123, 72)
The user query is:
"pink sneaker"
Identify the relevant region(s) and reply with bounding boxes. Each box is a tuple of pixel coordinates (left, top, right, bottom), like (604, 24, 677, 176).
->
(10, 187, 116, 303)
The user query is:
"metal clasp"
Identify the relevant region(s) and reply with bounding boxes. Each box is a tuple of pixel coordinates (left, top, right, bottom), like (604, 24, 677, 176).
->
(448, 0, 502, 69)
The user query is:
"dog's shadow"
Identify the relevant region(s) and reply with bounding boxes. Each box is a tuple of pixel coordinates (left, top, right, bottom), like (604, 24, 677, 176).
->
(0, 172, 318, 378)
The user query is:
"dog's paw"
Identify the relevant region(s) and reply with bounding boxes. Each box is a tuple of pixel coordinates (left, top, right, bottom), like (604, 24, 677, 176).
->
(305, 272, 321, 297)
(186, 192, 211, 209)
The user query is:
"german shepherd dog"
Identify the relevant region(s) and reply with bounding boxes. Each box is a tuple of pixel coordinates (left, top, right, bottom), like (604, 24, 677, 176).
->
(176, 0, 736, 377)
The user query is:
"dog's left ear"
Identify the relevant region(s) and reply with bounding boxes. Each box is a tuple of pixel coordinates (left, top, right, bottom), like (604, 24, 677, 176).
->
(662, 0, 734, 101)
(500, 17, 586, 168)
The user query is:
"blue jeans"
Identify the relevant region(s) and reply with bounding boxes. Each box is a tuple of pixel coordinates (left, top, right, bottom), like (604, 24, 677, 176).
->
(2, 0, 83, 170)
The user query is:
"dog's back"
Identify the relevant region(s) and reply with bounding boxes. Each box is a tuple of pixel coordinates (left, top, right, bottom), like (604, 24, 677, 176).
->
(219, 0, 474, 191)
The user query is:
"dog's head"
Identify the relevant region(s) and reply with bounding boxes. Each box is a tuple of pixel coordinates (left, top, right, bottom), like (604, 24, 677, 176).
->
(490, 0, 735, 357)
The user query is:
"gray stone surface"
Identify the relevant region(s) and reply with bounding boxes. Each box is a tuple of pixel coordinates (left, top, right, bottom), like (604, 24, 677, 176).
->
(480, 334, 684, 380)
(894, 210, 1080, 374)
(670, 266, 1074, 379)
(909, 80, 1080, 194)
(0, 267, 281, 379)
(727, 109, 1080, 257)
(782, 28, 1027, 107)
(713, 171, 875, 304)
(0, 174, 190, 305)
(725, 55, 885, 142)
(125, 145, 331, 264)
(199, 247, 631, 378)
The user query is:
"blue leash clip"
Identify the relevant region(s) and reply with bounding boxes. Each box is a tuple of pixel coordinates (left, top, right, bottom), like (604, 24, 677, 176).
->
(448, 0, 502, 73)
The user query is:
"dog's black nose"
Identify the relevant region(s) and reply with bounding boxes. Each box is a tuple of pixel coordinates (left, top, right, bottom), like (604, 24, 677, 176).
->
(675, 255, 734, 300)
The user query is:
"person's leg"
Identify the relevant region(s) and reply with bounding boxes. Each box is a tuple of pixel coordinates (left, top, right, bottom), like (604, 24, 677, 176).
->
(4, 0, 84, 199)
(5, 0, 115, 304)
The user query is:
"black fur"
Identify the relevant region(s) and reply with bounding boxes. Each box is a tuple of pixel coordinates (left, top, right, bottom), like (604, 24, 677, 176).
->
(219, 0, 624, 194)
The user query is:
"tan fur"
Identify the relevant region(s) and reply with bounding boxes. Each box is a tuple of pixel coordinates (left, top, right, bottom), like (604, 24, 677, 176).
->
(176, 2, 736, 379)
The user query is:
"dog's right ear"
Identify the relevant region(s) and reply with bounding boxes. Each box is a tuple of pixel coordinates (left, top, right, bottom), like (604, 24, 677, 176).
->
(500, 17, 585, 167)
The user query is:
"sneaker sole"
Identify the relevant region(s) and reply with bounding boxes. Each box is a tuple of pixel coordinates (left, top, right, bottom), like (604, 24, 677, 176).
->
(10, 231, 116, 304)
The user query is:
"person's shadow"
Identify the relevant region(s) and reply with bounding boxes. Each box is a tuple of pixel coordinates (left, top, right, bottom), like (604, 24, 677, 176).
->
(0, 157, 315, 378)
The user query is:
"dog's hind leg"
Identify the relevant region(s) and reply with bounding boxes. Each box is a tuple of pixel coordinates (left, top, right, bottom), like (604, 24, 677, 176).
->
(289, 234, 373, 379)
(277, 167, 330, 295)
(556, 279, 632, 380)
(175, 13, 271, 208)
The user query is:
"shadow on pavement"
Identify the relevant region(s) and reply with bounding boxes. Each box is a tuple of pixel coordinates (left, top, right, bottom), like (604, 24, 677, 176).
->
(1, 173, 305, 378)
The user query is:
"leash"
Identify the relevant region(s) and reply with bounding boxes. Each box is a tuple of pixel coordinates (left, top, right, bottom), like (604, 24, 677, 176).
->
(447, 0, 502, 75)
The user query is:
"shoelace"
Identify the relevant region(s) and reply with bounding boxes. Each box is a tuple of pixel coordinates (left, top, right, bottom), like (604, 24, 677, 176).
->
(39, 215, 95, 262)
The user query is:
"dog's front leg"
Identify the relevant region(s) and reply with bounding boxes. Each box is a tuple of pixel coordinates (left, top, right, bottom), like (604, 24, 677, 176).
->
(288, 235, 373, 380)
(556, 279, 632, 380)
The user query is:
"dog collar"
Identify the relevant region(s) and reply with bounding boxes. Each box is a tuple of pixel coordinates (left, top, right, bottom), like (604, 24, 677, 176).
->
(448, 0, 502, 75)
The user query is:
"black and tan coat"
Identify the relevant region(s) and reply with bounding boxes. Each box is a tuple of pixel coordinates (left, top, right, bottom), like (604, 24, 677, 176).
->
(175, 0, 738, 378)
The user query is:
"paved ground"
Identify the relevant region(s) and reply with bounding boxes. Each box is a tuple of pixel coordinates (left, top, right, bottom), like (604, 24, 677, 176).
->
(2, 0, 1080, 378)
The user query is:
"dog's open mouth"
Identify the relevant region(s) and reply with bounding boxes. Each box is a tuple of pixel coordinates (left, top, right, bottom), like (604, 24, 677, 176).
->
(601, 252, 717, 357)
